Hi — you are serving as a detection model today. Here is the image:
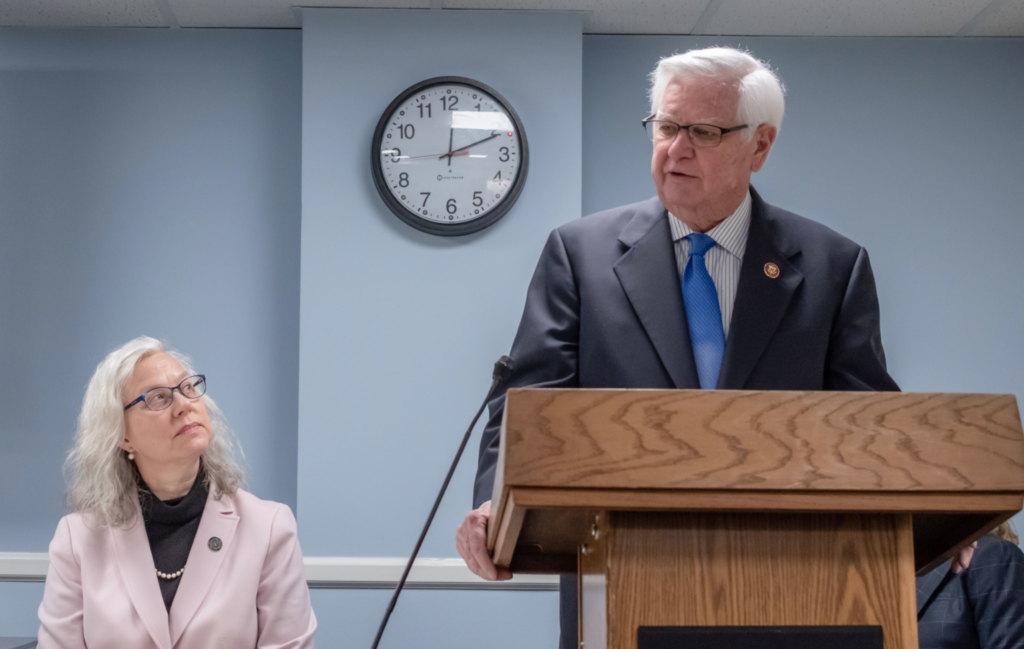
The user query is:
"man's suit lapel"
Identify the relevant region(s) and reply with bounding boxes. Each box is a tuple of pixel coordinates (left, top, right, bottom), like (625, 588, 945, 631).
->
(111, 512, 172, 649)
(718, 188, 804, 389)
(169, 490, 240, 647)
(613, 198, 700, 389)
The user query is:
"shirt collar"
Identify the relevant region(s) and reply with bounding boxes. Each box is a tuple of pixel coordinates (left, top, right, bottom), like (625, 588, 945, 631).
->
(668, 190, 752, 260)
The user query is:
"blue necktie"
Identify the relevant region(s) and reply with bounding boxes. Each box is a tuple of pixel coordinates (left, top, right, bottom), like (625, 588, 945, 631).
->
(682, 233, 725, 390)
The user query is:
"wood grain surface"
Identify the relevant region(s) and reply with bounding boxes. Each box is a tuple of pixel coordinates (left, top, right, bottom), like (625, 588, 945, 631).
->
(603, 512, 917, 649)
(500, 389, 1024, 492)
(507, 486, 1023, 513)
(490, 487, 1022, 574)
(491, 490, 525, 567)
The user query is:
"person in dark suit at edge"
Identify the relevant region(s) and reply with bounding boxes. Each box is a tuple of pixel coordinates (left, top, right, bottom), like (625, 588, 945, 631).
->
(456, 46, 902, 649)
(917, 521, 1024, 648)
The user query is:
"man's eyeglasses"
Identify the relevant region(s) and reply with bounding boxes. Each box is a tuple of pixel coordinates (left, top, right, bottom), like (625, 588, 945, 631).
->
(642, 115, 748, 148)
(124, 375, 207, 411)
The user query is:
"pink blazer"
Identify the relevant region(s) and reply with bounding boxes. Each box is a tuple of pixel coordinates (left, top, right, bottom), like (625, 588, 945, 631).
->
(37, 488, 316, 649)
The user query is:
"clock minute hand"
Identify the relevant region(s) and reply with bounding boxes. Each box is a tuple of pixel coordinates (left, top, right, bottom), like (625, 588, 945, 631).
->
(394, 132, 502, 162)
(438, 131, 502, 160)
(402, 149, 470, 161)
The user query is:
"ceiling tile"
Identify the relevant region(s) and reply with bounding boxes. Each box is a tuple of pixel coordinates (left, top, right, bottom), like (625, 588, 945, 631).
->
(0, 0, 165, 27)
(960, 0, 1024, 36)
(2, 0, 1017, 38)
(442, 0, 711, 34)
(696, 0, 994, 36)
(166, 0, 430, 29)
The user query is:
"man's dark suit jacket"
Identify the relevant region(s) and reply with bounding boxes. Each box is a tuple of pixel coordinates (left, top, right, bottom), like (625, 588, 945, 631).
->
(917, 533, 1024, 648)
(472, 187, 900, 649)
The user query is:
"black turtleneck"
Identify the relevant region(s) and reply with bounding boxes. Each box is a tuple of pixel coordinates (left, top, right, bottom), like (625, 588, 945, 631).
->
(137, 464, 209, 611)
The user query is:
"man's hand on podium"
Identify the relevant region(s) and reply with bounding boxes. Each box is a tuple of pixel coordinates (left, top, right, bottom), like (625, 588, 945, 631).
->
(456, 500, 513, 581)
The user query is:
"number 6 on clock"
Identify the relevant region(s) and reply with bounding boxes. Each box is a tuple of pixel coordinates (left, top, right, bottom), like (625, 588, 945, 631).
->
(371, 76, 529, 236)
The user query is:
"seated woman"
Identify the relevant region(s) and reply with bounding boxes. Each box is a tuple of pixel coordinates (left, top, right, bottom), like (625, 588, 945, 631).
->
(917, 522, 1024, 649)
(38, 336, 316, 648)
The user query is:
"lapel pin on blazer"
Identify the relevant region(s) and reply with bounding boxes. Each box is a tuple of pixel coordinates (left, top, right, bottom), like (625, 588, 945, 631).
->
(208, 537, 222, 552)
(764, 262, 780, 279)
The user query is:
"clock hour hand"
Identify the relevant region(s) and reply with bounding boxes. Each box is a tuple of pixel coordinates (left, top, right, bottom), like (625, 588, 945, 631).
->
(446, 125, 454, 166)
(402, 149, 470, 161)
(396, 132, 505, 162)
(438, 131, 502, 160)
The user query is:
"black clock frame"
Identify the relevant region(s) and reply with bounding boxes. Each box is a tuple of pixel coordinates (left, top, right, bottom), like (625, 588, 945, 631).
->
(370, 76, 530, 237)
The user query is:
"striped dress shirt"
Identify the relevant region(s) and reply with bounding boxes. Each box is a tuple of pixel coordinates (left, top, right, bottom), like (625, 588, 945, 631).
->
(668, 190, 751, 338)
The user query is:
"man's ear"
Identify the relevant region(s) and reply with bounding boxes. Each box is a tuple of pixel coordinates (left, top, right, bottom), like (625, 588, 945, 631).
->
(750, 124, 777, 173)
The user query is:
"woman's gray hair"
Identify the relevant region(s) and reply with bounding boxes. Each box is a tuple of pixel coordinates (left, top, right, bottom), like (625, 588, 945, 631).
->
(649, 46, 786, 141)
(994, 520, 1019, 545)
(66, 336, 245, 528)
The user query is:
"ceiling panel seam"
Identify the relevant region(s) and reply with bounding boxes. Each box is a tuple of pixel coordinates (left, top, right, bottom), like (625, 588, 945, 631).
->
(955, 0, 1006, 36)
(690, 0, 724, 35)
(151, 0, 180, 28)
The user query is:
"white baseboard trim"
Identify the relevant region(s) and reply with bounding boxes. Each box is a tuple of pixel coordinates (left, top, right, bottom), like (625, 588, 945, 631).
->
(0, 553, 559, 591)
(305, 557, 559, 590)
(0, 553, 49, 583)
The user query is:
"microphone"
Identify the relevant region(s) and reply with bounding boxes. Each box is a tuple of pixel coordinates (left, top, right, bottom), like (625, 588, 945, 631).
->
(370, 356, 515, 649)
(492, 354, 514, 384)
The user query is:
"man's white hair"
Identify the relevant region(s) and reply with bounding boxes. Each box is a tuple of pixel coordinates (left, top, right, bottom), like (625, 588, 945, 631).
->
(66, 336, 245, 528)
(649, 46, 786, 141)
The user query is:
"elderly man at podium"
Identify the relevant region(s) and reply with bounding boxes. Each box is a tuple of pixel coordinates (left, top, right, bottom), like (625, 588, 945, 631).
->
(457, 46, 899, 649)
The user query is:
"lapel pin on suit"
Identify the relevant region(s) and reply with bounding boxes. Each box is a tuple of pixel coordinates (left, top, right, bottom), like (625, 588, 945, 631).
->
(208, 537, 222, 552)
(764, 262, 780, 279)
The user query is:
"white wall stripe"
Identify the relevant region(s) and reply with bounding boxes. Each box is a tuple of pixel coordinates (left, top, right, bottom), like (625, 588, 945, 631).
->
(0, 553, 49, 582)
(0, 553, 559, 591)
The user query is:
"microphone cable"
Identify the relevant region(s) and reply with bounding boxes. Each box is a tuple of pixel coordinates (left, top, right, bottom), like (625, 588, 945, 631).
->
(369, 355, 515, 649)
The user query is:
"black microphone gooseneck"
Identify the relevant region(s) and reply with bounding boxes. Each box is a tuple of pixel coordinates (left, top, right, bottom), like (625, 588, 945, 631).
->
(369, 355, 515, 649)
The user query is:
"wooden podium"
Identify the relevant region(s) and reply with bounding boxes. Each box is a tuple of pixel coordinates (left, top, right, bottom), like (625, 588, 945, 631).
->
(487, 389, 1024, 649)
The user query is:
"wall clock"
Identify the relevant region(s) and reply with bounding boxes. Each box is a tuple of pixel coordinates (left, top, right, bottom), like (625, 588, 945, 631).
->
(371, 76, 529, 236)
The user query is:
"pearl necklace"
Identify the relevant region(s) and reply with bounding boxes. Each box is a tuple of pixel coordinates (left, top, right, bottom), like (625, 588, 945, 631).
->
(156, 566, 185, 580)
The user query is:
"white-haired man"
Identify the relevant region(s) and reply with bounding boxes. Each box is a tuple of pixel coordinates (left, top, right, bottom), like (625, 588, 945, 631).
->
(456, 47, 899, 649)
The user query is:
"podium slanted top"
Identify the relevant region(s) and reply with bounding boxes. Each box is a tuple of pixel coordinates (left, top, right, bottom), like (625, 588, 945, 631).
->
(488, 389, 1024, 575)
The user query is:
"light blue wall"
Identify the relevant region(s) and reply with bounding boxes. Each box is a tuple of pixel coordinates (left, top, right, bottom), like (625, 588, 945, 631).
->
(298, 8, 582, 556)
(297, 10, 580, 646)
(311, 588, 559, 649)
(0, 27, 302, 628)
(0, 583, 44, 638)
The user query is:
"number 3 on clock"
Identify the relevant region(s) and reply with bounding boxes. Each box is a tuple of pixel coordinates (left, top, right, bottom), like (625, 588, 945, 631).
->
(371, 76, 529, 236)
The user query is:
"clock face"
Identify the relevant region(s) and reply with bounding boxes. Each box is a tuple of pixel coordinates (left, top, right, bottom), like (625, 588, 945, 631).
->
(371, 77, 529, 236)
